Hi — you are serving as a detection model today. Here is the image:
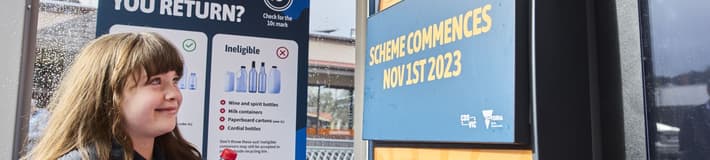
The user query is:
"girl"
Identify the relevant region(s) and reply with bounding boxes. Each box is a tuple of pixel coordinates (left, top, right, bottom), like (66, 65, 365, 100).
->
(23, 32, 201, 160)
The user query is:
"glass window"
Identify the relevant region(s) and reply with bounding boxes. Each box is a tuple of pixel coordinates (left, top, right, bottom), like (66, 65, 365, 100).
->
(28, 0, 98, 150)
(642, 0, 710, 159)
(307, 0, 356, 159)
(307, 85, 354, 138)
(306, 65, 355, 160)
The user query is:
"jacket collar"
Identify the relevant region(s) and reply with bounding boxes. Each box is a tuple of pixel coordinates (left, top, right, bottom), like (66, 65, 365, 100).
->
(110, 140, 165, 160)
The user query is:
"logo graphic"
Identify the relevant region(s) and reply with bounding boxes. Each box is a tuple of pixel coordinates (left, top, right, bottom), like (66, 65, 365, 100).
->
(482, 109, 504, 129)
(264, 0, 293, 12)
(276, 47, 289, 59)
(182, 39, 196, 52)
(460, 114, 477, 128)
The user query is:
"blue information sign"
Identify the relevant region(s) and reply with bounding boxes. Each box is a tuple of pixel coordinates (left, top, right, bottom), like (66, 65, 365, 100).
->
(364, 0, 518, 143)
(97, 0, 309, 159)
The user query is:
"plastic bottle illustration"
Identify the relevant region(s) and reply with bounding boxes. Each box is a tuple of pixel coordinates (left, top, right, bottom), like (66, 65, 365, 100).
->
(236, 66, 247, 92)
(179, 66, 187, 89)
(189, 72, 197, 90)
(268, 66, 281, 94)
(258, 62, 267, 93)
(179, 77, 186, 90)
(248, 61, 257, 93)
(224, 71, 235, 92)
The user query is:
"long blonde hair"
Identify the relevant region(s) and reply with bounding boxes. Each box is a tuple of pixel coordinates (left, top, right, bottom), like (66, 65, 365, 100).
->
(23, 32, 200, 160)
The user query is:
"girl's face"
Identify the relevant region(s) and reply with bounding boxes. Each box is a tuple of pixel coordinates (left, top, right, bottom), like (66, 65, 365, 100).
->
(121, 70, 182, 139)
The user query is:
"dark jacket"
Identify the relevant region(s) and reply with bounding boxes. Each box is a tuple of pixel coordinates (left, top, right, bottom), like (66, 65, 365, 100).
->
(58, 142, 165, 160)
(679, 104, 710, 160)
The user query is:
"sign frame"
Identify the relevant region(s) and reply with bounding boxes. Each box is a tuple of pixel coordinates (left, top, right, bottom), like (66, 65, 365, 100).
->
(96, 0, 310, 159)
(364, 0, 531, 147)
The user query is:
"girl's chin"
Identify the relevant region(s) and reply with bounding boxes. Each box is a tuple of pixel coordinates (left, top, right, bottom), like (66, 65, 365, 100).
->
(154, 123, 177, 135)
(155, 127, 175, 137)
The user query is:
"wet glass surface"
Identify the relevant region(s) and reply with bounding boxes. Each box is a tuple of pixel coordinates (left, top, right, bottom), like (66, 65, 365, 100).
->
(643, 0, 710, 159)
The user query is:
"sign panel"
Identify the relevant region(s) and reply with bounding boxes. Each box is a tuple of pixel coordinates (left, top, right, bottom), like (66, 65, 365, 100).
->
(97, 0, 309, 159)
(364, 0, 518, 143)
(208, 34, 299, 160)
(378, 0, 401, 12)
(374, 147, 532, 160)
(110, 25, 209, 152)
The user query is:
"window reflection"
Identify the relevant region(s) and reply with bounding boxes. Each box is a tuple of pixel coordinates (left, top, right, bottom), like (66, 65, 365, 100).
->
(306, 63, 356, 160)
(307, 86, 354, 139)
(644, 0, 710, 159)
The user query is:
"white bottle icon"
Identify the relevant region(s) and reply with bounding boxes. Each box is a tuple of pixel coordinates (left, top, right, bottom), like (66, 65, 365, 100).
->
(248, 61, 257, 93)
(179, 77, 186, 90)
(225, 72, 235, 92)
(258, 62, 267, 93)
(236, 66, 247, 92)
(179, 66, 187, 89)
(189, 72, 197, 90)
(268, 66, 280, 94)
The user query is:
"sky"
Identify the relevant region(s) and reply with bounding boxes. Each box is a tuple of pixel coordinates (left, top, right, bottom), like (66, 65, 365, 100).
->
(309, 0, 356, 39)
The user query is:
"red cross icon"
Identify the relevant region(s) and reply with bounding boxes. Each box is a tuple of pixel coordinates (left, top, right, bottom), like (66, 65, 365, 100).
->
(276, 47, 289, 59)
